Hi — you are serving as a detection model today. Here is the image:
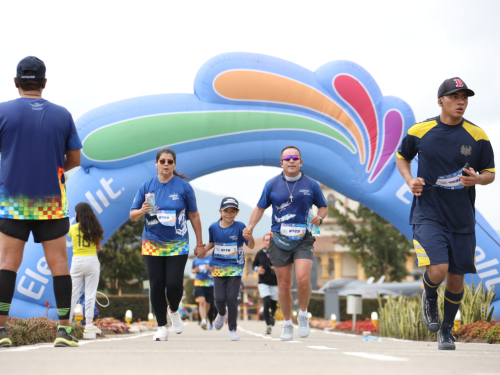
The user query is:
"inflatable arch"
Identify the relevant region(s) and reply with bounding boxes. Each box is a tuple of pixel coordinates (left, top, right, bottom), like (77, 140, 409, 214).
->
(10, 52, 500, 319)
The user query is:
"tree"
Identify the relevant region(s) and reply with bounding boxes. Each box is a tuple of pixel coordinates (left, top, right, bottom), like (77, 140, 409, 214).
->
(329, 202, 412, 282)
(98, 219, 148, 294)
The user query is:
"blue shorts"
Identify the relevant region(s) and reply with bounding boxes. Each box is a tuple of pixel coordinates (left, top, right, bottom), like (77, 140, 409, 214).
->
(412, 224, 476, 275)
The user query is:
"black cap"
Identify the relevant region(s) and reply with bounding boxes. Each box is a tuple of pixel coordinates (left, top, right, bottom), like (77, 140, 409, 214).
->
(220, 197, 239, 210)
(437, 77, 474, 98)
(17, 56, 46, 79)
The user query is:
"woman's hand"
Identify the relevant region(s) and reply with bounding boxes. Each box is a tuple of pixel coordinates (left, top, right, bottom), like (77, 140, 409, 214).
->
(141, 201, 153, 214)
(195, 245, 206, 258)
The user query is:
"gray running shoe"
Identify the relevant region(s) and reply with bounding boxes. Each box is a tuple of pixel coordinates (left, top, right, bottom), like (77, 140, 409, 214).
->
(280, 324, 293, 341)
(229, 330, 240, 341)
(438, 323, 455, 350)
(214, 314, 225, 331)
(422, 291, 440, 333)
(297, 315, 310, 338)
(201, 321, 207, 330)
(0, 327, 11, 348)
(265, 326, 272, 335)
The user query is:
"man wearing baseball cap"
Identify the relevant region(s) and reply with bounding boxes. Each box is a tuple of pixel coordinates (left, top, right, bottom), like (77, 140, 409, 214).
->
(0, 57, 82, 348)
(396, 78, 495, 350)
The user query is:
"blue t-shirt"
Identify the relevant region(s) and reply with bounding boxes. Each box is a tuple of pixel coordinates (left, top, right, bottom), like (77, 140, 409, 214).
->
(192, 256, 214, 287)
(0, 98, 82, 220)
(397, 116, 495, 233)
(131, 175, 198, 256)
(257, 173, 328, 234)
(209, 221, 248, 277)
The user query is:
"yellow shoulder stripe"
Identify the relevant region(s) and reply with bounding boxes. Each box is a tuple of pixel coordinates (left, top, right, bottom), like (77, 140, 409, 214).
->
(396, 152, 411, 162)
(481, 168, 495, 173)
(408, 119, 438, 139)
(463, 122, 490, 141)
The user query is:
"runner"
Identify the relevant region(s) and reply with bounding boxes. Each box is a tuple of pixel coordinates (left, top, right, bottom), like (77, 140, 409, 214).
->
(192, 254, 214, 330)
(246, 146, 327, 341)
(396, 77, 495, 350)
(130, 148, 205, 341)
(252, 233, 278, 334)
(196, 197, 255, 341)
(0, 56, 82, 348)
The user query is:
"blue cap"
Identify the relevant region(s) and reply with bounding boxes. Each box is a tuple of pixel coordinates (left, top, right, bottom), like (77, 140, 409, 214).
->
(17, 56, 46, 79)
(220, 197, 239, 210)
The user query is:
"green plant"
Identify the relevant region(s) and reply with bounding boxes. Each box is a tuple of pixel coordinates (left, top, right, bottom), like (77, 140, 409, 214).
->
(6, 317, 83, 346)
(460, 280, 496, 324)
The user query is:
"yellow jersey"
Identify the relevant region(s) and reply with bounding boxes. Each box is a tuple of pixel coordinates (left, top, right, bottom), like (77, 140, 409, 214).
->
(69, 223, 98, 257)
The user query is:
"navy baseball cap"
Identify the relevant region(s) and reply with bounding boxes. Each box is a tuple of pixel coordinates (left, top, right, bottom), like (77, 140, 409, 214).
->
(437, 77, 474, 98)
(17, 56, 46, 79)
(220, 197, 239, 210)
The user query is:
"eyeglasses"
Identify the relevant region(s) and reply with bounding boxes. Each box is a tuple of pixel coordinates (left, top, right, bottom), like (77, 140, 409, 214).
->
(158, 159, 174, 165)
(282, 155, 300, 162)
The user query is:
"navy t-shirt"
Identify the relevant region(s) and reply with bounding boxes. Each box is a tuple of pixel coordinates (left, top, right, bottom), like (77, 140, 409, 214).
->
(0, 98, 82, 220)
(131, 175, 198, 256)
(192, 256, 214, 287)
(397, 116, 495, 233)
(208, 221, 248, 277)
(257, 173, 327, 235)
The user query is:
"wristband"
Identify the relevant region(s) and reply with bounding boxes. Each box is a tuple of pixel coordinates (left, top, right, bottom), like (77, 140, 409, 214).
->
(254, 266, 259, 272)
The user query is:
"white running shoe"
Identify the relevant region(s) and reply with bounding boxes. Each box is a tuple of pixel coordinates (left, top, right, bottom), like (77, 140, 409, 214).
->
(168, 309, 184, 334)
(201, 321, 207, 330)
(229, 330, 240, 341)
(280, 324, 293, 341)
(153, 326, 169, 341)
(297, 315, 310, 338)
(214, 314, 225, 331)
(84, 323, 102, 335)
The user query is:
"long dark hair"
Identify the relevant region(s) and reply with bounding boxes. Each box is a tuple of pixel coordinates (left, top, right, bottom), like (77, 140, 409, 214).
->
(155, 148, 189, 180)
(75, 202, 104, 246)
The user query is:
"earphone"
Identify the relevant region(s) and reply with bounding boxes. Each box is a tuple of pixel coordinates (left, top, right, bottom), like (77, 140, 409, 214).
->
(439, 100, 442, 104)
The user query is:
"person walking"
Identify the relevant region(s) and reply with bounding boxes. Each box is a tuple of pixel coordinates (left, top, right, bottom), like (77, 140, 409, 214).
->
(0, 56, 82, 348)
(246, 146, 327, 341)
(252, 233, 278, 334)
(396, 78, 495, 350)
(130, 148, 205, 341)
(192, 254, 214, 330)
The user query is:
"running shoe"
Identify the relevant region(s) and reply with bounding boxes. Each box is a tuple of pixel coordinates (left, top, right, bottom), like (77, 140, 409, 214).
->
(208, 324, 213, 330)
(297, 315, 310, 338)
(168, 309, 184, 334)
(265, 326, 272, 335)
(280, 324, 293, 341)
(201, 321, 207, 330)
(54, 326, 79, 347)
(84, 324, 102, 335)
(0, 327, 11, 348)
(153, 326, 169, 341)
(422, 291, 440, 333)
(214, 314, 225, 331)
(438, 323, 455, 350)
(229, 330, 240, 341)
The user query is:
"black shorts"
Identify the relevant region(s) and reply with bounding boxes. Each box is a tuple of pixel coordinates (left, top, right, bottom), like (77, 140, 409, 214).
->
(269, 232, 316, 267)
(194, 286, 214, 303)
(0, 218, 70, 243)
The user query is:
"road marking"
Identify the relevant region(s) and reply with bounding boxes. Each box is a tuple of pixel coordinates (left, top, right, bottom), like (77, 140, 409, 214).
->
(343, 352, 409, 362)
(308, 345, 337, 350)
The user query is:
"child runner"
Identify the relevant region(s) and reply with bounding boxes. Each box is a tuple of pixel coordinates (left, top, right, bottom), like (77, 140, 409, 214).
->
(192, 254, 214, 330)
(196, 197, 254, 341)
(69, 202, 104, 335)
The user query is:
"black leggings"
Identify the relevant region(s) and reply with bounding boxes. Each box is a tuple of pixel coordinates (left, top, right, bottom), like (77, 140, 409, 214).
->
(143, 254, 188, 326)
(263, 296, 277, 326)
(214, 276, 241, 331)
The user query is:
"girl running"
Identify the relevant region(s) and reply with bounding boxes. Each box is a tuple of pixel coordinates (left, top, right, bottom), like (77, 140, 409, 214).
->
(69, 202, 104, 334)
(196, 197, 254, 341)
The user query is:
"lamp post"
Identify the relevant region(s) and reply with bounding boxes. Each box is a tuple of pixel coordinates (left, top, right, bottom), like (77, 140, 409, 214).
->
(371, 311, 379, 328)
(125, 310, 132, 326)
(74, 304, 84, 325)
(330, 313, 337, 328)
(454, 310, 461, 331)
(148, 312, 154, 327)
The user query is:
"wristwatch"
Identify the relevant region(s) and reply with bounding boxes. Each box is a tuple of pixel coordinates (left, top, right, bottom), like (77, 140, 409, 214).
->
(319, 217, 323, 225)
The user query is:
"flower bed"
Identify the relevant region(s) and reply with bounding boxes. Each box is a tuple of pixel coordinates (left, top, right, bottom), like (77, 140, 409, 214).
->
(5, 317, 84, 346)
(94, 317, 130, 334)
(335, 318, 379, 334)
(455, 321, 500, 344)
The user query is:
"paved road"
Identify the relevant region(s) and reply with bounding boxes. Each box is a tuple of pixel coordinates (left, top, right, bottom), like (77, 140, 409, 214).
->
(2, 321, 499, 375)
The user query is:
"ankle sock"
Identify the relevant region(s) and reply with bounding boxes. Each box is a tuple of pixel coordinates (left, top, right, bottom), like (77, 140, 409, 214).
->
(298, 309, 308, 317)
(0, 270, 17, 316)
(423, 271, 441, 299)
(284, 319, 293, 326)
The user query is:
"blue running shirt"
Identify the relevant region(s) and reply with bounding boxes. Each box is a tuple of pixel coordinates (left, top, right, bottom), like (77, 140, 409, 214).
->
(397, 116, 495, 233)
(0, 98, 82, 220)
(192, 256, 214, 287)
(209, 221, 248, 277)
(131, 175, 198, 256)
(257, 173, 327, 234)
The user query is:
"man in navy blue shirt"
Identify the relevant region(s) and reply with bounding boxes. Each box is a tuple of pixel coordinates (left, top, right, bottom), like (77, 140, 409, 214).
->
(247, 146, 327, 341)
(396, 77, 495, 350)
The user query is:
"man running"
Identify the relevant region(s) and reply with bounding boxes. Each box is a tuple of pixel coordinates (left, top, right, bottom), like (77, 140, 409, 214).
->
(252, 233, 278, 334)
(0, 57, 82, 348)
(192, 254, 214, 330)
(246, 146, 327, 341)
(396, 77, 495, 350)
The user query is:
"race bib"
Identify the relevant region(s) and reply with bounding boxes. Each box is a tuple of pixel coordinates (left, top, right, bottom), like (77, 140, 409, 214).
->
(156, 210, 176, 226)
(434, 169, 464, 190)
(214, 242, 238, 260)
(280, 223, 306, 240)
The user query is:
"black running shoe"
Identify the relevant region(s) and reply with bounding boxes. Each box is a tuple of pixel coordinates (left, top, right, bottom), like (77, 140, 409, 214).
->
(0, 327, 11, 348)
(422, 291, 440, 332)
(54, 326, 79, 347)
(438, 323, 455, 350)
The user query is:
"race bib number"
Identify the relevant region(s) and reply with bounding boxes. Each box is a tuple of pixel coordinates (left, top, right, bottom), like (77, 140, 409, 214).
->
(214, 242, 238, 259)
(280, 223, 306, 240)
(156, 210, 176, 226)
(434, 169, 464, 190)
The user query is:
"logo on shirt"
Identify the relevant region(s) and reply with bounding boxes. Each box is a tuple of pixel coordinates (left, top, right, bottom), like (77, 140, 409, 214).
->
(229, 235, 238, 241)
(169, 194, 179, 200)
(275, 213, 296, 223)
(30, 102, 43, 111)
(460, 145, 472, 157)
(300, 189, 311, 196)
(276, 201, 291, 213)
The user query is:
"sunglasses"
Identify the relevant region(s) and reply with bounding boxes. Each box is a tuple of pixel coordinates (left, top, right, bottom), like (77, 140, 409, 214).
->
(158, 159, 174, 165)
(282, 155, 300, 162)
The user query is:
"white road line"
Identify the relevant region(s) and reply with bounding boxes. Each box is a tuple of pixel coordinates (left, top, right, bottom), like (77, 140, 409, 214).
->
(343, 352, 409, 362)
(308, 346, 337, 350)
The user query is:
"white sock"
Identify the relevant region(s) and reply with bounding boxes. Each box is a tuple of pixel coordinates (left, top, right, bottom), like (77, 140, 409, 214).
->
(86, 320, 93, 325)
(298, 309, 308, 317)
(284, 319, 293, 326)
(202, 319, 207, 324)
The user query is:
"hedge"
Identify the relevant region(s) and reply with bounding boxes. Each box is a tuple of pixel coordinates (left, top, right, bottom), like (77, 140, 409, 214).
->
(97, 295, 150, 322)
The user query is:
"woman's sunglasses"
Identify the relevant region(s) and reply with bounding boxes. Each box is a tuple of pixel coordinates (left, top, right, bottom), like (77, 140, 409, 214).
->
(158, 159, 174, 165)
(282, 155, 300, 162)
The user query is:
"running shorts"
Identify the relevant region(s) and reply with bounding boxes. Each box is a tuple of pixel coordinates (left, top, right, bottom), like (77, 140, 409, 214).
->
(258, 284, 279, 301)
(194, 286, 214, 303)
(0, 218, 70, 243)
(268, 232, 315, 267)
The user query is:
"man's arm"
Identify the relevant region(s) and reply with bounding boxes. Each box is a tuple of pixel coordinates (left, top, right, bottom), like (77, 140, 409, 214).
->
(461, 169, 495, 187)
(65, 149, 81, 171)
(396, 157, 425, 196)
(246, 206, 265, 235)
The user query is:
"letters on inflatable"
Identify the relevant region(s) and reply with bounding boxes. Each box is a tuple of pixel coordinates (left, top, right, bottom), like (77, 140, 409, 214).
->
(9, 52, 500, 319)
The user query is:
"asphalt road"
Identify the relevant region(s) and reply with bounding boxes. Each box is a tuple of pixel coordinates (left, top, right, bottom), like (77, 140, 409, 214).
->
(1, 321, 499, 375)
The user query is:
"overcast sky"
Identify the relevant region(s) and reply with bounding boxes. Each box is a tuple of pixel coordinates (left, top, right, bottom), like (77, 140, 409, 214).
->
(1, 0, 499, 229)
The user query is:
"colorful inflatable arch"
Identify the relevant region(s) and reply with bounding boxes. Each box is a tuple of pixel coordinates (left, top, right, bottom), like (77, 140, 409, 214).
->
(9, 52, 500, 319)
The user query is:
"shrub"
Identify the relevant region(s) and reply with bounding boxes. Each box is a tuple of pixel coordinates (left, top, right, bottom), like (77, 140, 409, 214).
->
(97, 296, 150, 322)
(6, 317, 83, 346)
(455, 321, 500, 344)
(335, 318, 378, 334)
